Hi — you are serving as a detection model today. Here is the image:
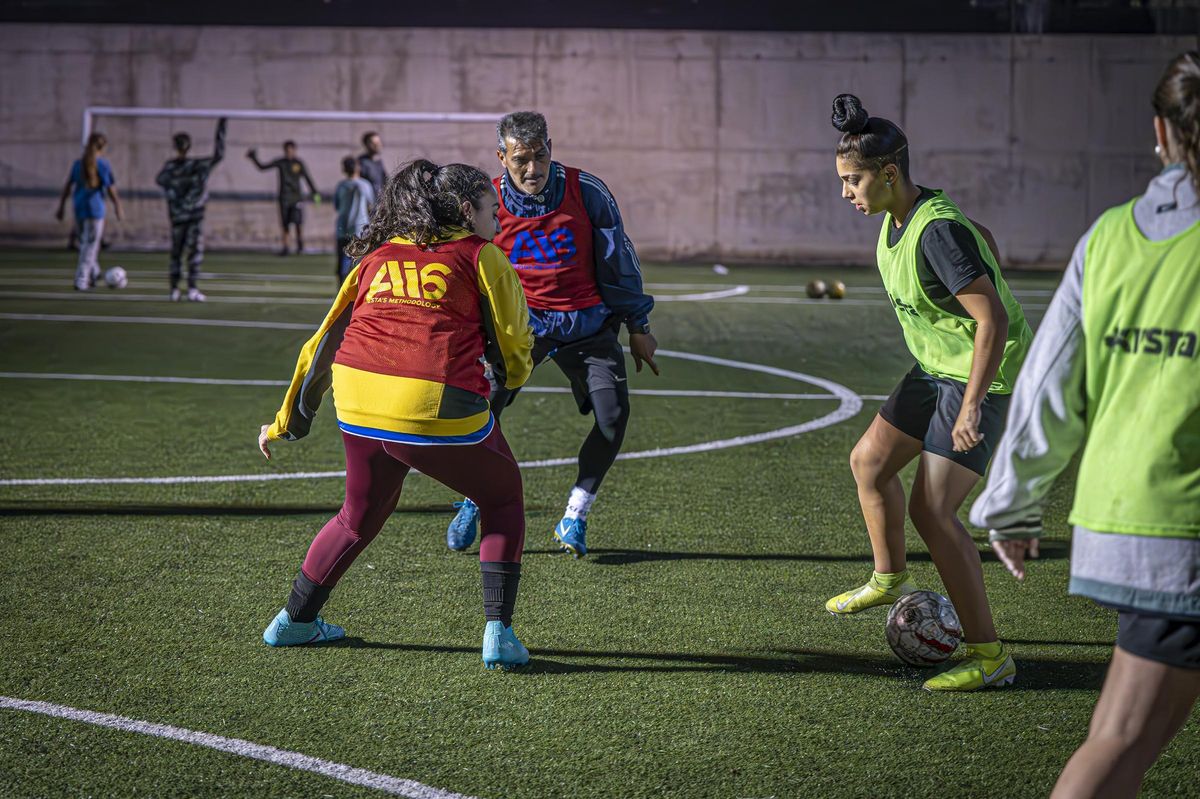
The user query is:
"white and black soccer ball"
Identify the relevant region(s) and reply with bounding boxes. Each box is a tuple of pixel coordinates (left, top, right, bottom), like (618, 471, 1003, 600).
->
(885, 590, 963, 666)
(103, 266, 128, 289)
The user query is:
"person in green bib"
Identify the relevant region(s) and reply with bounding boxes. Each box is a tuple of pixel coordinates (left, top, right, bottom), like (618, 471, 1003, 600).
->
(826, 94, 1033, 692)
(972, 52, 1200, 797)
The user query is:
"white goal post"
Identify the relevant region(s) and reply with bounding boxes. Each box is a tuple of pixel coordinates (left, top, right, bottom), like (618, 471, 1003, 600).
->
(81, 106, 499, 145)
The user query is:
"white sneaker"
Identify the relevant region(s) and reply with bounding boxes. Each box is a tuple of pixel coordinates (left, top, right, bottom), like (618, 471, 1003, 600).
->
(169, 288, 182, 302)
(186, 288, 207, 302)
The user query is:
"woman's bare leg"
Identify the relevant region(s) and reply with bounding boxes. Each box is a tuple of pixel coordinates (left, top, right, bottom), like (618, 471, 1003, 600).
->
(908, 452, 996, 643)
(1052, 647, 1200, 798)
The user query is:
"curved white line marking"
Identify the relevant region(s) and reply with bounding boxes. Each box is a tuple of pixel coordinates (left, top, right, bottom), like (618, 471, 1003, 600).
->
(0, 696, 477, 799)
(0, 371, 848, 401)
(653, 285, 750, 302)
(0, 349, 862, 487)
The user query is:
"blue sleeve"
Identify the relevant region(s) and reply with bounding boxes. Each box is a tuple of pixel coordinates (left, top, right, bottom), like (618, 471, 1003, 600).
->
(578, 171, 654, 331)
(69, 161, 81, 184)
(100, 159, 114, 188)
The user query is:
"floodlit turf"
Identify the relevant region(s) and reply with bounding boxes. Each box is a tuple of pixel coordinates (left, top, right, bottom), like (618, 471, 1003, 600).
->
(0, 248, 1196, 798)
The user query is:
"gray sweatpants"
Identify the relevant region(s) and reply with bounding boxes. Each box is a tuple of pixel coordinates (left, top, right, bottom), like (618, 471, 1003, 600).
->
(75, 217, 104, 290)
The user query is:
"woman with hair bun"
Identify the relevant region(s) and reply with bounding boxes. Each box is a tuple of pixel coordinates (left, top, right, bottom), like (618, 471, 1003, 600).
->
(826, 94, 1033, 692)
(973, 52, 1200, 796)
(256, 159, 536, 670)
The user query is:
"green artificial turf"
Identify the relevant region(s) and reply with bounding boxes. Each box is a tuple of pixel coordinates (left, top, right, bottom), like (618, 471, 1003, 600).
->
(0, 248, 1196, 798)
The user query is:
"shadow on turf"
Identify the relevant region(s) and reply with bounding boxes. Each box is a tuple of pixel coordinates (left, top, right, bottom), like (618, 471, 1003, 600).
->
(333, 638, 1106, 688)
(523, 540, 1070, 567)
(0, 502, 468, 517)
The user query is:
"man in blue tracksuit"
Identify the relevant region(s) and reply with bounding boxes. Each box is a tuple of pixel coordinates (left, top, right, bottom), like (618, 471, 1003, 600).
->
(447, 110, 657, 558)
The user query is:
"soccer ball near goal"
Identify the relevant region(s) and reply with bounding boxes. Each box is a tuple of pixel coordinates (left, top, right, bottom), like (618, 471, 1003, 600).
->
(885, 590, 963, 666)
(104, 266, 127, 289)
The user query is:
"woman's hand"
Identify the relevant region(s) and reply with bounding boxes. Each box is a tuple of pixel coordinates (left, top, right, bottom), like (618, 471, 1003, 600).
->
(258, 424, 273, 460)
(991, 537, 1040, 581)
(54, 206, 64, 222)
(952, 401, 983, 452)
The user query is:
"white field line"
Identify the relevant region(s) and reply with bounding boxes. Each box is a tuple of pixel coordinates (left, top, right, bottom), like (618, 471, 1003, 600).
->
(199, 271, 339, 282)
(0, 268, 334, 284)
(1, 289, 889, 308)
(710, 296, 1050, 311)
(0, 288, 756, 306)
(0, 696, 478, 799)
(0, 291, 332, 306)
(652, 285, 750, 302)
(0, 371, 848, 401)
(0, 272, 1055, 303)
(720, 296, 889, 307)
(0, 349, 864, 487)
(0, 277, 340, 295)
(0, 313, 313, 330)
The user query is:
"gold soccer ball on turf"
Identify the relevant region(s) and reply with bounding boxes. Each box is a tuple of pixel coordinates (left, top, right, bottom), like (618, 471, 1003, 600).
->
(827, 280, 847, 299)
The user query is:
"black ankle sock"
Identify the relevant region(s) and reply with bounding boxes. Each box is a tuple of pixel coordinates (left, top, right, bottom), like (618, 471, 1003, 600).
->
(481, 561, 521, 627)
(285, 571, 332, 623)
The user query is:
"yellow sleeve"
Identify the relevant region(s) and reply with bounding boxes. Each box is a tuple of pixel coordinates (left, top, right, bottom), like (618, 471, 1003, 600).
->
(266, 265, 362, 441)
(476, 242, 534, 390)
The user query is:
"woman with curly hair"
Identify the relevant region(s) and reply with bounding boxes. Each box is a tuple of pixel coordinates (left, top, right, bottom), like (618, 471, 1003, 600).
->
(257, 159, 535, 670)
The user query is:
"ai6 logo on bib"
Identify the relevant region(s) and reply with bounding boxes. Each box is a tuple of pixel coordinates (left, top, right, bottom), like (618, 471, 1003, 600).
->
(365, 260, 451, 304)
(509, 227, 577, 269)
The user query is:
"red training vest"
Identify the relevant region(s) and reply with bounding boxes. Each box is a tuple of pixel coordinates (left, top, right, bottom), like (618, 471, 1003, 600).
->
(335, 237, 490, 397)
(492, 166, 601, 312)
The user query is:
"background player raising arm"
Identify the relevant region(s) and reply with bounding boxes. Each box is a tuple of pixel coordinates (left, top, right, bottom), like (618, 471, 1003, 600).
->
(247, 140, 320, 255)
(156, 117, 226, 301)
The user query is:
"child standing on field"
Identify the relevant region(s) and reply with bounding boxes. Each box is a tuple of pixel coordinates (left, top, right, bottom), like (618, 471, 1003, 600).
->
(56, 133, 123, 290)
(334, 156, 375, 281)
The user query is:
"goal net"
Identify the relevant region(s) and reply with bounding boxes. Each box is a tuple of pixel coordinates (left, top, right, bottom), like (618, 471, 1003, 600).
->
(80, 106, 501, 252)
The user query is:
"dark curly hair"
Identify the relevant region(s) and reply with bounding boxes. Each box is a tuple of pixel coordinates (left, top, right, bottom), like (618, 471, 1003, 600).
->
(347, 159, 493, 256)
(831, 93, 910, 178)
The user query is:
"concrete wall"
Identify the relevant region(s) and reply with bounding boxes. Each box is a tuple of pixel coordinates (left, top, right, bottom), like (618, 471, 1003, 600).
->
(0, 24, 1193, 266)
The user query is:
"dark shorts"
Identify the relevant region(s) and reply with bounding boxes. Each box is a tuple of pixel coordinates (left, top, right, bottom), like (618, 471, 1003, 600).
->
(336, 236, 354, 280)
(501, 326, 628, 415)
(878, 364, 1009, 476)
(1118, 611, 1200, 670)
(280, 202, 303, 227)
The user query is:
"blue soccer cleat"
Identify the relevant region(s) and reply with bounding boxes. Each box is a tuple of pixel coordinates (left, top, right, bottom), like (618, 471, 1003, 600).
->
(481, 620, 529, 670)
(262, 609, 345, 647)
(554, 516, 588, 558)
(447, 498, 479, 551)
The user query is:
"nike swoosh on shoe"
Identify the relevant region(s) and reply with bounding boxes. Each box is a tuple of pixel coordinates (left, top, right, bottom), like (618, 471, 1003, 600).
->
(981, 657, 1013, 685)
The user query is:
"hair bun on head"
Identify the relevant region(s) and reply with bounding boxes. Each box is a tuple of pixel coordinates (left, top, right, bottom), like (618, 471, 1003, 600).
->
(832, 94, 870, 134)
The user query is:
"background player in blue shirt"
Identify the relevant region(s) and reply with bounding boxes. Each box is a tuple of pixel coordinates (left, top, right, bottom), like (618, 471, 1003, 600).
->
(55, 132, 122, 291)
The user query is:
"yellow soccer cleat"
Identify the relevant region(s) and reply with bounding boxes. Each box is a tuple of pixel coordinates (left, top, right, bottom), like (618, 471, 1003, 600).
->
(825, 573, 918, 615)
(923, 643, 1016, 692)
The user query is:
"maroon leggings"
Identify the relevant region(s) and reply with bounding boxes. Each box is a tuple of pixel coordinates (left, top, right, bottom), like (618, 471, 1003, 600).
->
(300, 426, 525, 587)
